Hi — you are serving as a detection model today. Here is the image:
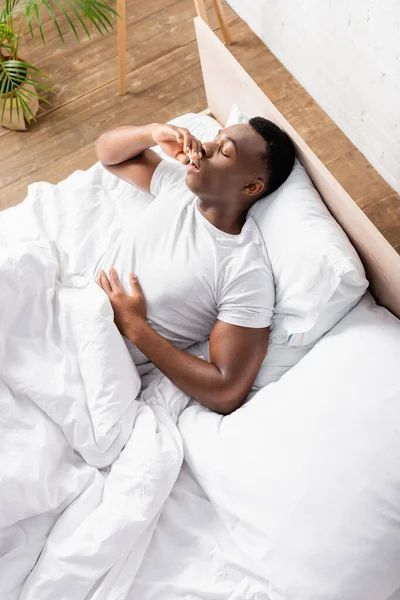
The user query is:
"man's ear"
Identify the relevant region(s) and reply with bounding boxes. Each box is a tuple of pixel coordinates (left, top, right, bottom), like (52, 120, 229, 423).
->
(243, 178, 265, 197)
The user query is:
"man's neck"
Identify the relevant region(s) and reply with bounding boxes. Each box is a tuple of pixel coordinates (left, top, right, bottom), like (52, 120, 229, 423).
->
(196, 198, 246, 235)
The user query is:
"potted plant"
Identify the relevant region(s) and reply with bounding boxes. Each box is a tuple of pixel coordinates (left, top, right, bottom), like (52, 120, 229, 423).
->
(0, 0, 117, 130)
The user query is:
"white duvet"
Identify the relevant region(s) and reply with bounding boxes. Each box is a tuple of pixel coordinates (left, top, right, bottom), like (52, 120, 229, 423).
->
(0, 160, 269, 599)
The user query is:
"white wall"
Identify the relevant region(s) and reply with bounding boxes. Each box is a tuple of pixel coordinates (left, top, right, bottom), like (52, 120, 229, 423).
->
(227, 0, 400, 193)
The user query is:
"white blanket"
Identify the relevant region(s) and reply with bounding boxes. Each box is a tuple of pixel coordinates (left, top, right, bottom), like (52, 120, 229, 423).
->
(0, 163, 269, 599)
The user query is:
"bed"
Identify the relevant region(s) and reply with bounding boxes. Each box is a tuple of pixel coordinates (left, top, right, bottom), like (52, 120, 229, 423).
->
(1, 16, 400, 600)
(192, 17, 400, 319)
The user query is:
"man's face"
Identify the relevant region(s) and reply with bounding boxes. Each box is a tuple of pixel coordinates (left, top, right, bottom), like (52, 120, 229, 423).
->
(185, 124, 266, 203)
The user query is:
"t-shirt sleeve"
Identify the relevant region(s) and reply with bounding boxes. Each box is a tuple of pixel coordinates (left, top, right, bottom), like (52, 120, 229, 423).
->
(217, 255, 275, 329)
(150, 158, 187, 198)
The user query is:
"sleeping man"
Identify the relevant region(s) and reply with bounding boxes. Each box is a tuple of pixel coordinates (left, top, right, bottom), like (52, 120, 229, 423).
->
(95, 118, 294, 414)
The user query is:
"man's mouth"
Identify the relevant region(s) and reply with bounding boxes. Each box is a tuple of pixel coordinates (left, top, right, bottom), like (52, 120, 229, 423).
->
(187, 160, 200, 172)
(187, 161, 200, 173)
(187, 153, 201, 172)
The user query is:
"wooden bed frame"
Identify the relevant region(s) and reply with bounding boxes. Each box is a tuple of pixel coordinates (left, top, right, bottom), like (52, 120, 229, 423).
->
(194, 17, 400, 319)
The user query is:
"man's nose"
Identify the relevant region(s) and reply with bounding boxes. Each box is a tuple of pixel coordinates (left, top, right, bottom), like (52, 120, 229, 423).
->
(201, 141, 217, 158)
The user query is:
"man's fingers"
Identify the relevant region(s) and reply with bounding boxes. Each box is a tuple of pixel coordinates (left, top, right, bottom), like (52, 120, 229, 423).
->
(129, 272, 138, 288)
(129, 272, 142, 293)
(98, 270, 112, 295)
(176, 151, 190, 165)
(168, 127, 202, 162)
(185, 135, 203, 160)
(109, 267, 122, 291)
(183, 130, 192, 155)
(192, 138, 203, 159)
(175, 128, 186, 144)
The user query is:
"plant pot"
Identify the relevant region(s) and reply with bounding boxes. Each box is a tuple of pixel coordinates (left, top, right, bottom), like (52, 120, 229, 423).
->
(0, 58, 39, 131)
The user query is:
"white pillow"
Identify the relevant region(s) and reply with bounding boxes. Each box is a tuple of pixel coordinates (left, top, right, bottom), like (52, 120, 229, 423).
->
(180, 294, 400, 599)
(101, 108, 366, 385)
(226, 104, 368, 347)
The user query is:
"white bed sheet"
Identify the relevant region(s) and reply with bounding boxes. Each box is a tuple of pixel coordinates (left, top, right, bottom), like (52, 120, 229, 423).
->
(3, 112, 389, 600)
(130, 461, 269, 599)
(0, 147, 271, 599)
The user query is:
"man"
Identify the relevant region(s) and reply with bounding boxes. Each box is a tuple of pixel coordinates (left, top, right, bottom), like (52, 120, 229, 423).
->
(95, 117, 294, 414)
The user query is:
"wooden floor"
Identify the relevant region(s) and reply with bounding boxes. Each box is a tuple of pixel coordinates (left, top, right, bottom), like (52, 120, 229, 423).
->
(1, 0, 399, 253)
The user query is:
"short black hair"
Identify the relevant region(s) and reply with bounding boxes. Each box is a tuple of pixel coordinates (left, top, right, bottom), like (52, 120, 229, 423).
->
(249, 116, 295, 197)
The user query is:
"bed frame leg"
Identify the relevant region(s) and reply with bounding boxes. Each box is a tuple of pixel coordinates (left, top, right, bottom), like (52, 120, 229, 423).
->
(212, 0, 232, 45)
(194, 0, 209, 24)
(194, 0, 231, 45)
(117, 0, 126, 96)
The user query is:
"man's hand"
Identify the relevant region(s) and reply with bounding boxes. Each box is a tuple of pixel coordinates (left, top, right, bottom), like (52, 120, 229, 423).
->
(97, 268, 147, 339)
(95, 123, 204, 194)
(97, 267, 269, 415)
(151, 124, 203, 165)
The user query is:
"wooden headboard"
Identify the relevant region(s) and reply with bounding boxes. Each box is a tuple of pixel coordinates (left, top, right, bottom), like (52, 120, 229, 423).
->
(194, 17, 400, 319)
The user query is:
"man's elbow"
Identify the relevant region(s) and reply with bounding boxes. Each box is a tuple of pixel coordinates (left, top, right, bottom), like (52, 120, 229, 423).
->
(95, 133, 115, 166)
(211, 388, 247, 415)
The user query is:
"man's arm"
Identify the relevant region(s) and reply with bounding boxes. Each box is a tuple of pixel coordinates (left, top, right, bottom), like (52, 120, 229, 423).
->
(95, 124, 162, 193)
(95, 124, 204, 193)
(98, 268, 269, 415)
(129, 319, 268, 415)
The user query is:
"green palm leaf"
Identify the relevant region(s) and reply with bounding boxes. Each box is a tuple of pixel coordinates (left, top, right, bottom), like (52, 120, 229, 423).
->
(21, 0, 117, 43)
(1, 0, 117, 127)
(0, 58, 51, 124)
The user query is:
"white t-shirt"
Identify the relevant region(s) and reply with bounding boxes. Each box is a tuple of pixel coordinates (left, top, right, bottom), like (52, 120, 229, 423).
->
(98, 159, 275, 373)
